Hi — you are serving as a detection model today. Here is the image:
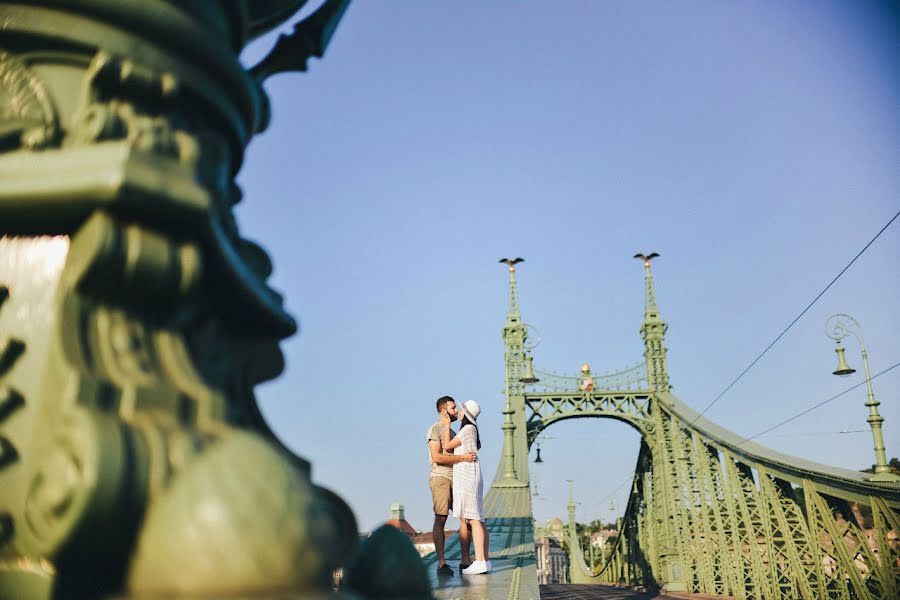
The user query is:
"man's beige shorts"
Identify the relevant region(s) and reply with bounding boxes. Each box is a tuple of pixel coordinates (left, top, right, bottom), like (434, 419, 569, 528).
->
(429, 476, 453, 516)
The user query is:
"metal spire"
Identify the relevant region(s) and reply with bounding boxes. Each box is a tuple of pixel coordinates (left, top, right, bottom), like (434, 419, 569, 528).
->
(634, 252, 669, 392)
(499, 257, 524, 324)
(566, 480, 578, 532)
(634, 252, 661, 321)
(496, 257, 527, 488)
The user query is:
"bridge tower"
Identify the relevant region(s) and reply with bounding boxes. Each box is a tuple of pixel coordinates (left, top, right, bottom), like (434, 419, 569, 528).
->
(638, 255, 669, 392)
(493, 258, 529, 488)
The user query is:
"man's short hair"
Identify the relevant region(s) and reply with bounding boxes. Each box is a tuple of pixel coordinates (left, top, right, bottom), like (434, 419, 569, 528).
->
(436, 396, 455, 413)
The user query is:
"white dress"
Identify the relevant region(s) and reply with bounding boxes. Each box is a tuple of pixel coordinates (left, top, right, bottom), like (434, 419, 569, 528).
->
(452, 424, 483, 521)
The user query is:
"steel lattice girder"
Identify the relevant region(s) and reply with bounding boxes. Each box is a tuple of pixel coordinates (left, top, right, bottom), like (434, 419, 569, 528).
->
(524, 391, 653, 442)
(529, 394, 900, 599)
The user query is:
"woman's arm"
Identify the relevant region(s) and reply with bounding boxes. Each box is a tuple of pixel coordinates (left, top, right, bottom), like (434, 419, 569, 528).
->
(429, 440, 475, 465)
(441, 421, 464, 450)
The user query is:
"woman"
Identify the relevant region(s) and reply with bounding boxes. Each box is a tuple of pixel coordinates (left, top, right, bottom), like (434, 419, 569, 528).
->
(441, 399, 490, 575)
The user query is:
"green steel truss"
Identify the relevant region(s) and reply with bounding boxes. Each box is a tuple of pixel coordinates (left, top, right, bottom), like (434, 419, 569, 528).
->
(496, 261, 900, 599)
(525, 392, 653, 441)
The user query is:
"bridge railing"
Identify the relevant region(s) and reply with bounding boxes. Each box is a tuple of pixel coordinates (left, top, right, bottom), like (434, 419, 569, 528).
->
(661, 392, 900, 505)
(531, 362, 648, 393)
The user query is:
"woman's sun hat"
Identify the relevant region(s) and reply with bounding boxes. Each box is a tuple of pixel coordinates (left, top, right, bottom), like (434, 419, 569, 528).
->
(460, 400, 481, 423)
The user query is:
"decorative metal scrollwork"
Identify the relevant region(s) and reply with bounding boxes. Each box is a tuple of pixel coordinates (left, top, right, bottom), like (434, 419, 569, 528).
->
(0, 50, 60, 151)
(825, 312, 860, 342)
(522, 323, 541, 351)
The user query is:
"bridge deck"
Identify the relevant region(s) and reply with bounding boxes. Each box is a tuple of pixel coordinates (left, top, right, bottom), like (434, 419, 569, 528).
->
(540, 584, 668, 599)
(425, 487, 541, 599)
(425, 516, 539, 600)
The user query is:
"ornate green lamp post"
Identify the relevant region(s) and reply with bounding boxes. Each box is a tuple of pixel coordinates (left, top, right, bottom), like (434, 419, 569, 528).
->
(0, 2, 430, 599)
(825, 313, 899, 483)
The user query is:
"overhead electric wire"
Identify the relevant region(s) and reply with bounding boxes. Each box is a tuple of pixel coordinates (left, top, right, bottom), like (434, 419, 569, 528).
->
(587, 474, 633, 517)
(757, 429, 867, 438)
(691, 208, 900, 425)
(736, 360, 900, 446)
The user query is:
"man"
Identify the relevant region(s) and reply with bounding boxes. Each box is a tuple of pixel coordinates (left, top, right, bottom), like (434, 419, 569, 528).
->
(427, 396, 477, 576)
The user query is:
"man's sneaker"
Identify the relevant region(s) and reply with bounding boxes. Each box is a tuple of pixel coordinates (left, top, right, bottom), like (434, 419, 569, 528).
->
(462, 561, 489, 575)
(436, 563, 454, 576)
(458, 562, 472, 572)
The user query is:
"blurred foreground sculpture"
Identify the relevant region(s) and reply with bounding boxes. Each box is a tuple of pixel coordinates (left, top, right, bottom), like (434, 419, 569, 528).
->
(0, 1, 425, 598)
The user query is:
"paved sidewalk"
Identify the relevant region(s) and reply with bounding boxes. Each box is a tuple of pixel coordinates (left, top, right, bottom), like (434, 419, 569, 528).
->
(540, 584, 661, 599)
(539, 584, 736, 600)
(427, 516, 540, 600)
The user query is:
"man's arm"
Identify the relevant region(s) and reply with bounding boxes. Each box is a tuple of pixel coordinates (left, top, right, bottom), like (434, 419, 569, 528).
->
(429, 439, 476, 465)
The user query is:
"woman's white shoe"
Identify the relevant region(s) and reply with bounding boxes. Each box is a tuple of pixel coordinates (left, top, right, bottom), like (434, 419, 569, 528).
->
(462, 560, 489, 575)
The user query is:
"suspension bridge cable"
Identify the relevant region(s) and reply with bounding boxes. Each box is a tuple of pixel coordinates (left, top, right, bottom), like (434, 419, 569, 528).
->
(736, 360, 900, 446)
(690, 208, 900, 425)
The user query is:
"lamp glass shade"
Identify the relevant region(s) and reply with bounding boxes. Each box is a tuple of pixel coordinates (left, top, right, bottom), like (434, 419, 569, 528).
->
(519, 353, 539, 383)
(833, 343, 856, 377)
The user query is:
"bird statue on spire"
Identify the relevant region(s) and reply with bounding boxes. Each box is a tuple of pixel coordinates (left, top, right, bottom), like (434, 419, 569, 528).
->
(499, 257, 525, 272)
(633, 252, 659, 268)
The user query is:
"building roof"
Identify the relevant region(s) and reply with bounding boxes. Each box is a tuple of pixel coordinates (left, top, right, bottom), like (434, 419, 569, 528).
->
(411, 531, 454, 544)
(386, 519, 417, 536)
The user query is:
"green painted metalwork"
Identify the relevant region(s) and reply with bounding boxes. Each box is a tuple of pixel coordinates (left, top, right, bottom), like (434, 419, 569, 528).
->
(496, 258, 900, 599)
(0, 2, 432, 599)
(495, 259, 530, 489)
(825, 314, 900, 483)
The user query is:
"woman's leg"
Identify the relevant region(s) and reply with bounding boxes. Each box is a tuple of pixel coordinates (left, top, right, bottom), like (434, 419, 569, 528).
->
(459, 518, 472, 564)
(470, 519, 486, 562)
(481, 519, 490, 562)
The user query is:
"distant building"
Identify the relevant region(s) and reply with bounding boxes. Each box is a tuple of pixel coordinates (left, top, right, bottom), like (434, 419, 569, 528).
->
(547, 517, 566, 537)
(386, 503, 417, 535)
(535, 536, 568, 584)
(591, 528, 618, 549)
(384, 503, 453, 557)
(410, 531, 438, 557)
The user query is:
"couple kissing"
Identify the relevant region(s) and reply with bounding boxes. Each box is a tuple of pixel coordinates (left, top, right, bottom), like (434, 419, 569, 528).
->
(426, 396, 491, 576)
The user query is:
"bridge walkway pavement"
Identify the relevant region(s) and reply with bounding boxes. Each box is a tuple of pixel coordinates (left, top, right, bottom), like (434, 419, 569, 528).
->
(424, 487, 540, 600)
(540, 584, 677, 599)
(540, 586, 735, 600)
(420, 486, 735, 599)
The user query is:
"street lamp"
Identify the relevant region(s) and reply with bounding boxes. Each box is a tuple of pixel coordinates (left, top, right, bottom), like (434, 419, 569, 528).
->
(825, 313, 899, 482)
(534, 441, 544, 463)
(520, 352, 540, 383)
(519, 324, 541, 384)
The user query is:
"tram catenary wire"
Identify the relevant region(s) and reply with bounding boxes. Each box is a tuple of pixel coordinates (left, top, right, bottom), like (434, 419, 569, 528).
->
(587, 475, 632, 518)
(736, 360, 900, 446)
(758, 429, 867, 438)
(690, 208, 900, 425)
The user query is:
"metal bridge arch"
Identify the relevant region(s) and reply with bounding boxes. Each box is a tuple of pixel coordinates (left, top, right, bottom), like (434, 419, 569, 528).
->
(525, 390, 655, 446)
(487, 259, 900, 600)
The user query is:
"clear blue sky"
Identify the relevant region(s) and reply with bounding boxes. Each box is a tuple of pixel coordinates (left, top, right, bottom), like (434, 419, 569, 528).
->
(236, 1, 899, 532)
